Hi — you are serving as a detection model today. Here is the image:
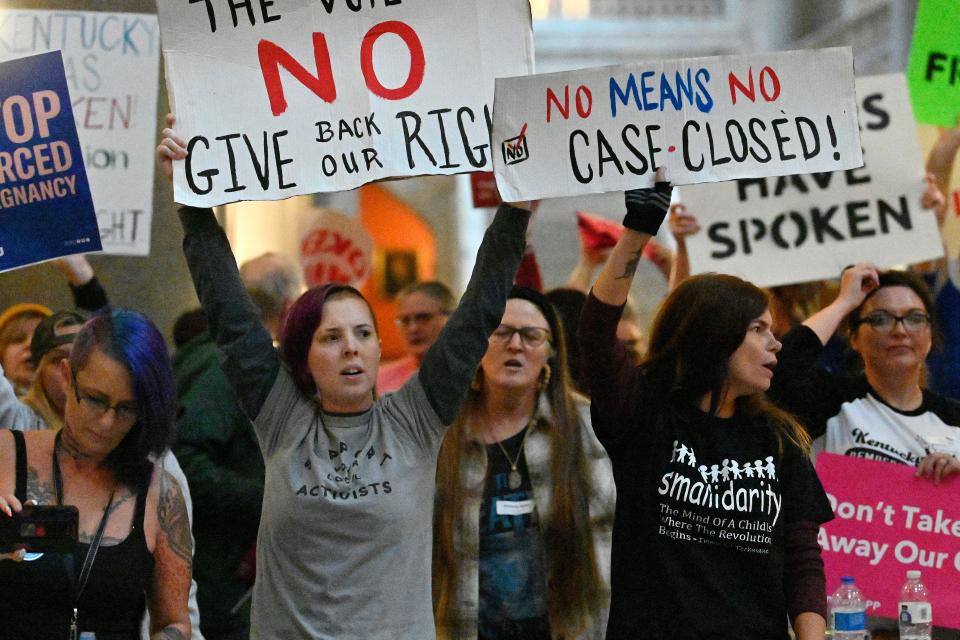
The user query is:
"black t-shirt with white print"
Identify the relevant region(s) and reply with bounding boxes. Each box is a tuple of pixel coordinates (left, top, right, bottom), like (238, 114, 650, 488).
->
(602, 402, 832, 640)
(772, 325, 960, 464)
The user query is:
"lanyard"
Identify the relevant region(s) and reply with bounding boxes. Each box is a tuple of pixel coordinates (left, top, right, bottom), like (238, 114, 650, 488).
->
(53, 430, 116, 640)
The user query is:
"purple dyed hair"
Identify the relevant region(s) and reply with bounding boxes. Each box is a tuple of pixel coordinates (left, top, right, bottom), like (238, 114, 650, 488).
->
(70, 309, 176, 489)
(280, 283, 379, 397)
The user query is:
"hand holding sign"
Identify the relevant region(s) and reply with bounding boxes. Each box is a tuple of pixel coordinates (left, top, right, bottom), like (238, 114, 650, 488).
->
(157, 113, 187, 184)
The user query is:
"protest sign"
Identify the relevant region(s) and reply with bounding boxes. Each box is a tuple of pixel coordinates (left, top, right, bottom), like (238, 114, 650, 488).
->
(156, 0, 534, 208)
(0, 51, 100, 272)
(492, 47, 862, 202)
(300, 208, 373, 288)
(816, 453, 960, 628)
(679, 74, 943, 288)
(0, 10, 160, 256)
(906, 0, 960, 127)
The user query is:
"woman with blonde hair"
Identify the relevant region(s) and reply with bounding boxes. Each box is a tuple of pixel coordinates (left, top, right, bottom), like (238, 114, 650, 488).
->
(433, 286, 615, 640)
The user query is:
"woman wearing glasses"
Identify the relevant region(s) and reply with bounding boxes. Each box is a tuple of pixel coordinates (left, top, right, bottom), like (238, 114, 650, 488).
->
(771, 264, 960, 483)
(433, 286, 614, 640)
(0, 310, 192, 639)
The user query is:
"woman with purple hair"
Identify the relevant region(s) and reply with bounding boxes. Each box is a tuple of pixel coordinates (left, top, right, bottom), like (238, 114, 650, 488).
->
(0, 309, 193, 639)
(159, 121, 531, 639)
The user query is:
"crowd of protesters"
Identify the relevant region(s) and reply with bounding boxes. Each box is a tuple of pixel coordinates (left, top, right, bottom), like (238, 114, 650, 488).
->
(0, 100, 957, 640)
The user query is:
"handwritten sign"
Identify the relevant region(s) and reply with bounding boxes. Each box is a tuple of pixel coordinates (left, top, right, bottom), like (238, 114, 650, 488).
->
(680, 74, 943, 288)
(0, 10, 160, 256)
(0, 51, 100, 272)
(816, 453, 960, 629)
(492, 47, 862, 201)
(156, 0, 534, 208)
(907, 0, 960, 127)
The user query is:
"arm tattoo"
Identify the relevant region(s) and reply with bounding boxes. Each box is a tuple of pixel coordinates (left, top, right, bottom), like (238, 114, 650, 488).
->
(614, 249, 643, 280)
(157, 471, 193, 567)
(26, 466, 56, 504)
(153, 628, 185, 640)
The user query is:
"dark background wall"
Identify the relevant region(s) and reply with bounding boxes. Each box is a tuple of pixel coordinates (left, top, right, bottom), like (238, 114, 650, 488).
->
(0, 0, 198, 346)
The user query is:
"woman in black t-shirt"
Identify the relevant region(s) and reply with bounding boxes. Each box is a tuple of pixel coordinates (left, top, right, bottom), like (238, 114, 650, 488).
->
(579, 170, 833, 640)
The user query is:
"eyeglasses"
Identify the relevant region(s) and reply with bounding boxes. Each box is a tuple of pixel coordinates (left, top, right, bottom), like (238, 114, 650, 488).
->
(855, 310, 931, 334)
(489, 324, 552, 348)
(72, 379, 139, 424)
(395, 311, 447, 328)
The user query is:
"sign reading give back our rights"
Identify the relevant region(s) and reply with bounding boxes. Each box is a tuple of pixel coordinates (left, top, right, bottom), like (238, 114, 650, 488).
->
(492, 47, 863, 201)
(156, 0, 534, 208)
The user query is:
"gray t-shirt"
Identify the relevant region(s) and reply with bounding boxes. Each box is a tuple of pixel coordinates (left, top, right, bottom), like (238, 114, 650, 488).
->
(251, 369, 443, 639)
(179, 202, 529, 640)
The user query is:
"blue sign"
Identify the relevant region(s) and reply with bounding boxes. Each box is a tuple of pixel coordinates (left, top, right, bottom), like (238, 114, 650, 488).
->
(0, 50, 100, 272)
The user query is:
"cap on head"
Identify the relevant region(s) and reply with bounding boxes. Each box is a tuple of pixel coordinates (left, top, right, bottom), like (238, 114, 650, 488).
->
(30, 310, 86, 367)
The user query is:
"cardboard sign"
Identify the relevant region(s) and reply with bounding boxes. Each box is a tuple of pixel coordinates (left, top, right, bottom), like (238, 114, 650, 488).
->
(0, 10, 160, 256)
(0, 51, 100, 272)
(300, 208, 372, 289)
(907, 0, 960, 127)
(492, 47, 862, 201)
(816, 453, 960, 629)
(680, 74, 943, 288)
(156, 0, 534, 208)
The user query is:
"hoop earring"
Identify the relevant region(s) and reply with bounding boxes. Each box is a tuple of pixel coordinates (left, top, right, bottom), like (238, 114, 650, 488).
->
(470, 368, 483, 391)
(538, 364, 551, 390)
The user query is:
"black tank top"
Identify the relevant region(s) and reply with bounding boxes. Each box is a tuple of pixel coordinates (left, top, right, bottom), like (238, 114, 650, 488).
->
(0, 430, 155, 640)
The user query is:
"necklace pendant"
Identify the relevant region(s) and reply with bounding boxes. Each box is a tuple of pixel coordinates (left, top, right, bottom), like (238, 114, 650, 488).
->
(508, 469, 522, 490)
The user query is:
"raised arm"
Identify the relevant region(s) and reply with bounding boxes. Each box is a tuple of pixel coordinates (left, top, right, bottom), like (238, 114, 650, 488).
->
(159, 117, 280, 419)
(52, 255, 109, 313)
(580, 172, 671, 444)
(667, 203, 700, 292)
(800, 263, 878, 346)
(417, 203, 530, 424)
(592, 169, 671, 306)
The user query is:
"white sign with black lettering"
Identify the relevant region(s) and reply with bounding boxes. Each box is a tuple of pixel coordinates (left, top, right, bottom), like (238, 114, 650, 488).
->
(680, 74, 943, 288)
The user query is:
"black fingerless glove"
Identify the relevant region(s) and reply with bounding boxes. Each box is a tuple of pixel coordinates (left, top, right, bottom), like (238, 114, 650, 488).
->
(623, 181, 673, 236)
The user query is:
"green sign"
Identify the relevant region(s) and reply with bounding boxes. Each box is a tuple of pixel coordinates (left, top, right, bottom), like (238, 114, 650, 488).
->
(907, 0, 960, 127)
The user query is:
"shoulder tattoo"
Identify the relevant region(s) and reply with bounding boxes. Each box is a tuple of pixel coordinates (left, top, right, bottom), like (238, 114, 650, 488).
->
(157, 470, 193, 566)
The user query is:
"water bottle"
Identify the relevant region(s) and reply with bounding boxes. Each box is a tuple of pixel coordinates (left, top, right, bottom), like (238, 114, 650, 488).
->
(899, 570, 932, 640)
(830, 576, 867, 640)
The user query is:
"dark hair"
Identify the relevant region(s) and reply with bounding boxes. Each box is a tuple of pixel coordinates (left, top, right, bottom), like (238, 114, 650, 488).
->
(846, 270, 940, 348)
(280, 283, 379, 397)
(397, 280, 456, 314)
(434, 286, 606, 637)
(643, 274, 809, 451)
(544, 288, 587, 394)
(172, 308, 209, 349)
(70, 310, 176, 489)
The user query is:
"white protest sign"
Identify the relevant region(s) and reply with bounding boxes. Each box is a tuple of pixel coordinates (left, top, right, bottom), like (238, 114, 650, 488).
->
(680, 74, 944, 288)
(156, 0, 534, 208)
(492, 47, 863, 201)
(0, 10, 160, 256)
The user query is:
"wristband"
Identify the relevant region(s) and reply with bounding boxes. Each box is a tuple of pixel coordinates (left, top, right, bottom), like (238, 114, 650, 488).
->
(622, 181, 673, 236)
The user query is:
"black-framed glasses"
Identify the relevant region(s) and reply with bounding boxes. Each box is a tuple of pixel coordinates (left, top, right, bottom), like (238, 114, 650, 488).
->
(489, 324, 552, 348)
(855, 310, 931, 334)
(72, 378, 139, 424)
(395, 311, 447, 328)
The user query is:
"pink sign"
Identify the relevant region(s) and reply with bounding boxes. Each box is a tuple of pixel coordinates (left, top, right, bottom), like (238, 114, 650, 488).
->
(816, 453, 960, 629)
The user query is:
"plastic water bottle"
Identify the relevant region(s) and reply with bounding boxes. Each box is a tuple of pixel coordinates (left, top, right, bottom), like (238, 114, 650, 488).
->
(899, 570, 932, 640)
(830, 576, 867, 639)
